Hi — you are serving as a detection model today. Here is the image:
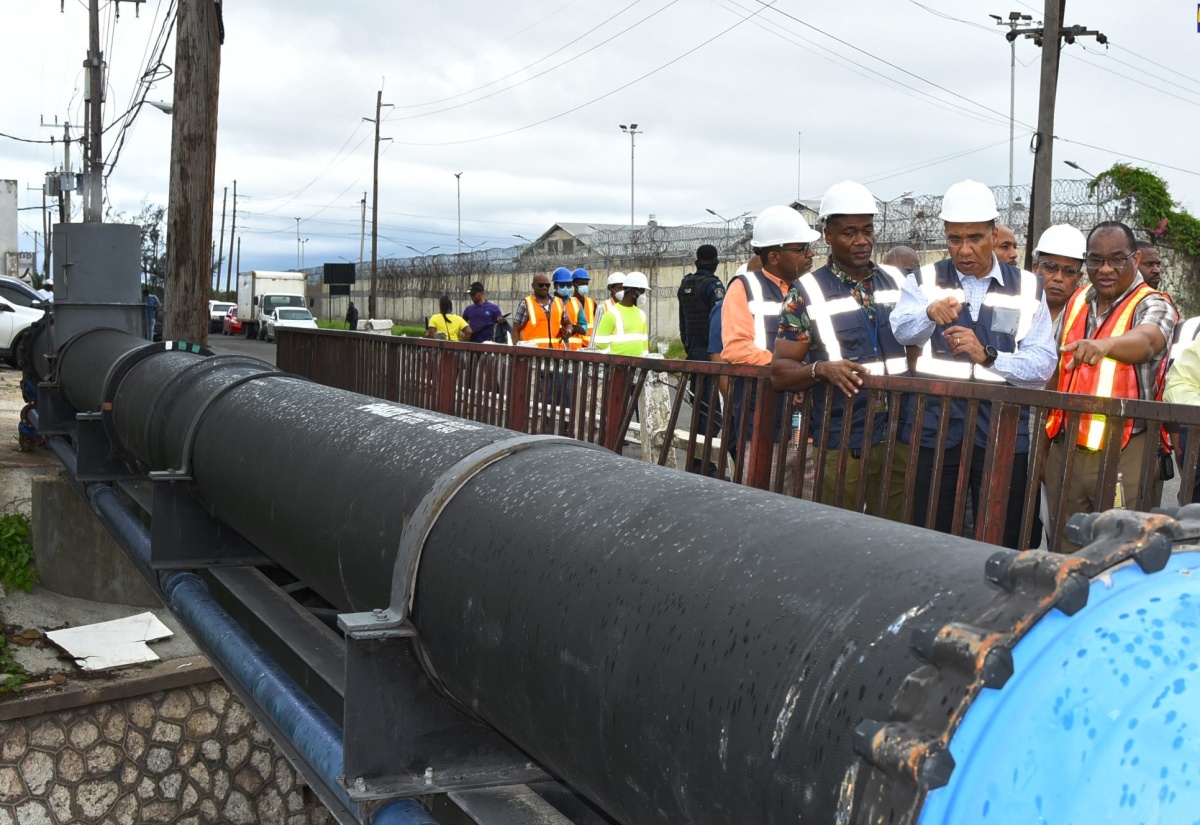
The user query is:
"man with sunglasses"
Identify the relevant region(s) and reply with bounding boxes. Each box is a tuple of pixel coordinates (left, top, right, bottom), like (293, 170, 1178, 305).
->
(770, 181, 909, 514)
(890, 180, 1055, 549)
(1045, 221, 1177, 551)
(1031, 224, 1087, 339)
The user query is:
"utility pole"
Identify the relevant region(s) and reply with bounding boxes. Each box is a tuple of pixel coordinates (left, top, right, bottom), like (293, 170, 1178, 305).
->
(224, 180, 236, 295)
(164, 0, 223, 343)
(235, 235, 241, 280)
(42, 123, 74, 224)
(84, 0, 104, 222)
(1023, 0, 1106, 269)
(359, 191, 367, 265)
(992, 12, 1036, 225)
(619, 123, 642, 264)
(796, 131, 802, 201)
(455, 172, 463, 255)
(364, 89, 393, 319)
(215, 186, 227, 293)
(295, 217, 302, 270)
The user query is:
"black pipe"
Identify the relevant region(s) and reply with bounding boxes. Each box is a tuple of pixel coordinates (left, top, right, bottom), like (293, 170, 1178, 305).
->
(52, 329, 1196, 825)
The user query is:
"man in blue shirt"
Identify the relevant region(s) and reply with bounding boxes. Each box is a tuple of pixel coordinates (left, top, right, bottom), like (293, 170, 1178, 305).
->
(462, 281, 505, 344)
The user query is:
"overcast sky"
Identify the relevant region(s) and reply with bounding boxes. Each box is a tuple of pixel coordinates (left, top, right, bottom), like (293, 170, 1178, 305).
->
(5, 0, 1200, 273)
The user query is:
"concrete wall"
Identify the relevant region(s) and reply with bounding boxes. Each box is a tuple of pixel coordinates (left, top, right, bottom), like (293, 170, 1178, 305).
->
(0, 182, 16, 278)
(0, 669, 336, 825)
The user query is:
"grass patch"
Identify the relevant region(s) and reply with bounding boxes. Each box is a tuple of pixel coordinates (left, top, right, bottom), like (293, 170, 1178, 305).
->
(393, 325, 425, 337)
(663, 338, 686, 360)
(0, 513, 35, 695)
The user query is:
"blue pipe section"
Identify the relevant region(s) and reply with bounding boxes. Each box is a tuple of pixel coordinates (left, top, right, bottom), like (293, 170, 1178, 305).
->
(46, 437, 436, 825)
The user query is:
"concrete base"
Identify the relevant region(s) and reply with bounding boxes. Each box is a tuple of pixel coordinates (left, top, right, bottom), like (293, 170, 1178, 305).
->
(32, 474, 159, 607)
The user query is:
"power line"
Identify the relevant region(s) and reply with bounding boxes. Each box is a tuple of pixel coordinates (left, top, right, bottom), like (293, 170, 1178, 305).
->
(389, 1, 782, 146)
(1111, 43, 1200, 88)
(1053, 136, 1200, 178)
(391, 0, 646, 110)
(1068, 44, 1200, 106)
(0, 131, 57, 144)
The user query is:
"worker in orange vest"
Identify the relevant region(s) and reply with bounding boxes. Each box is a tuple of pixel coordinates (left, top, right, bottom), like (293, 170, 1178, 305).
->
(513, 271, 573, 348)
(1044, 221, 1178, 551)
(567, 268, 596, 350)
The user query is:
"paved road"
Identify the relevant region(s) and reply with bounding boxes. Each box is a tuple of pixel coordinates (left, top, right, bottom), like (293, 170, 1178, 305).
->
(206, 331, 277, 366)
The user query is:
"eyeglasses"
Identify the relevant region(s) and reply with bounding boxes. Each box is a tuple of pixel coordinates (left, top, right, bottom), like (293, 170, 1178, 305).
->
(946, 234, 989, 247)
(533, 281, 551, 288)
(777, 244, 812, 255)
(1038, 261, 1082, 278)
(1084, 253, 1134, 270)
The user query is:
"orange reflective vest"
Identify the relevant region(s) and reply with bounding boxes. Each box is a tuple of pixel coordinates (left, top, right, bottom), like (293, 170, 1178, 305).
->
(522, 295, 566, 348)
(566, 295, 596, 350)
(1045, 284, 1165, 450)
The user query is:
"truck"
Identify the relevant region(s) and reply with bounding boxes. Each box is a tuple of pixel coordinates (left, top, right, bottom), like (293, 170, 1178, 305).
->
(236, 271, 308, 340)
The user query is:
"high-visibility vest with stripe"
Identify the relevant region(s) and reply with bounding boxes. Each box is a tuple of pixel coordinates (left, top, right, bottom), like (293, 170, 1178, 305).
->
(566, 295, 596, 350)
(522, 295, 565, 348)
(735, 270, 785, 354)
(594, 303, 648, 356)
(1169, 315, 1200, 364)
(796, 263, 907, 450)
(906, 259, 1043, 452)
(1046, 283, 1166, 450)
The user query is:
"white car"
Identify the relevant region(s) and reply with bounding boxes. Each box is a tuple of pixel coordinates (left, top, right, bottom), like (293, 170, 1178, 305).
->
(264, 307, 318, 342)
(208, 300, 236, 333)
(0, 297, 46, 368)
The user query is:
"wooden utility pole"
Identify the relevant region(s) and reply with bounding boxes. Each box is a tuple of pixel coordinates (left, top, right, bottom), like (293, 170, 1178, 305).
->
(164, 0, 223, 342)
(1023, 1, 1105, 269)
(225, 180, 237, 295)
(364, 90, 392, 319)
(215, 186, 227, 293)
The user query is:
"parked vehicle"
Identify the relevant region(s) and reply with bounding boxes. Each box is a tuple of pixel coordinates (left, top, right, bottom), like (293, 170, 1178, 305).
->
(208, 300, 236, 333)
(265, 307, 318, 342)
(0, 296, 47, 367)
(0, 277, 47, 310)
(221, 306, 243, 336)
(236, 271, 306, 340)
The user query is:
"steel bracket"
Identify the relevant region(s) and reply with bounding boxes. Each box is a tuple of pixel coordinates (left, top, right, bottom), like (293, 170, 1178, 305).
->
(146, 474, 271, 569)
(75, 412, 142, 482)
(34, 383, 78, 437)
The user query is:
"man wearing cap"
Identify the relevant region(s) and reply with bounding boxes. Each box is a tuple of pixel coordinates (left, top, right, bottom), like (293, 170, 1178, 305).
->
(593, 272, 649, 356)
(770, 181, 909, 514)
(38, 279, 54, 303)
(1031, 225, 1087, 340)
(565, 268, 595, 350)
(890, 179, 1056, 549)
(1045, 221, 1176, 551)
(462, 282, 505, 344)
(590, 272, 624, 348)
(678, 245, 726, 473)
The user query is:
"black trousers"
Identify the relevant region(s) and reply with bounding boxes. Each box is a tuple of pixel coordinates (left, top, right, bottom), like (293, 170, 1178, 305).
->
(911, 443, 1041, 550)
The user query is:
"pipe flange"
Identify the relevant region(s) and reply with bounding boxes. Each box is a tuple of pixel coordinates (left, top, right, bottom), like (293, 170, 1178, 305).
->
(385, 434, 606, 626)
(850, 510, 1182, 824)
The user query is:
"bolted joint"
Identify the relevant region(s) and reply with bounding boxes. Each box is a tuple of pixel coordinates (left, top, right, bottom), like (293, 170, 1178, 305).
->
(852, 720, 956, 790)
(910, 623, 1014, 690)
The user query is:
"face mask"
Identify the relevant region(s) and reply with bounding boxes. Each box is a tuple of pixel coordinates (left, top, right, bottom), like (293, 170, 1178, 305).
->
(576, 285, 589, 296)
(555, 286, 572, 298)
(615, 290, 625, 302)
(636, 293, 647, 308)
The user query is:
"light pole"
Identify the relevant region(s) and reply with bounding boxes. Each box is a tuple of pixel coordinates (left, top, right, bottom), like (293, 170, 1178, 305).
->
(619, 123, 642, 262)
(513, 234, 534, 244)
(406, 245, 440, 257)
(992, 12, 1034, 224)
(1064, 160, 1096, 178)
(301, 238, 309, 270)
(706, 208, 750, 248)
(294, 217, 301, 269)
(455, 172, 463, 255)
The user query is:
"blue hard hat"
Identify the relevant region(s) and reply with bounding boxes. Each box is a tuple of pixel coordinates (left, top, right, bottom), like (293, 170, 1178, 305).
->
(552, 267, 574, 284)
(571, 268, 590, 282)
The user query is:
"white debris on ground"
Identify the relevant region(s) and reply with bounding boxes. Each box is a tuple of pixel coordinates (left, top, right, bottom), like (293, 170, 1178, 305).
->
(45, 612, 173, 671)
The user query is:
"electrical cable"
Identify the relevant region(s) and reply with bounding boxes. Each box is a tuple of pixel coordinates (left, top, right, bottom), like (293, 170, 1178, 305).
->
(1052, 137, 1200, 178)
(391, 0, 778, 146)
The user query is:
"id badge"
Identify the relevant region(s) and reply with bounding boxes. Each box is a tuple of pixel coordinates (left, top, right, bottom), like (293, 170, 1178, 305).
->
(991, 306, 1020, 337)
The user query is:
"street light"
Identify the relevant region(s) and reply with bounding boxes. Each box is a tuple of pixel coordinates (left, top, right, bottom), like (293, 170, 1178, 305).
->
(619, 123, 642, 260)
(1064, 160, 1097, 178)
(301, 238, 309, 270)
(993, 11, 1035, 224)
(455, 172, 463, 255)
(513, 234, 534, 243)
(406, 245, 440, 256)
(294, 218, 301, 269)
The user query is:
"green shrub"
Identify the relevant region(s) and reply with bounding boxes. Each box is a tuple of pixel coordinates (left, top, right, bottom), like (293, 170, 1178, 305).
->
(0, 513, 35, 594)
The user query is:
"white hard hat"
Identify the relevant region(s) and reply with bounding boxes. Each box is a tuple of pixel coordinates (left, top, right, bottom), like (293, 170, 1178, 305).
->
(939, 180, 999, 223)
(819, 180, 878, 218)
(751, 206, 820, 248)
(623, 271, 649, 290)
(734, 263, 748, 276)
(1033, 224, 1086, 261)
(606, 271, 626, 288)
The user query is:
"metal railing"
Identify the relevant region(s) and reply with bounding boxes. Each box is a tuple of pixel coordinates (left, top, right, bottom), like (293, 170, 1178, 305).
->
(278, 329, 1200, 551)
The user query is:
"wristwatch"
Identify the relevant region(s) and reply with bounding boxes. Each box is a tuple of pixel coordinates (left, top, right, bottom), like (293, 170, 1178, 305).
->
(982, 345, 998, 368)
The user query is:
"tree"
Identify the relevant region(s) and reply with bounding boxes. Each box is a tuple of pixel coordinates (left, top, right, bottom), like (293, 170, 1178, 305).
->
(1091, 164, 1200, 314)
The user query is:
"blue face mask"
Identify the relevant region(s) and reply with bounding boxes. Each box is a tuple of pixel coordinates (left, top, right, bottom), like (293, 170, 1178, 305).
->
(576, 285, 589, 296)
(555, 286, 572, 298)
